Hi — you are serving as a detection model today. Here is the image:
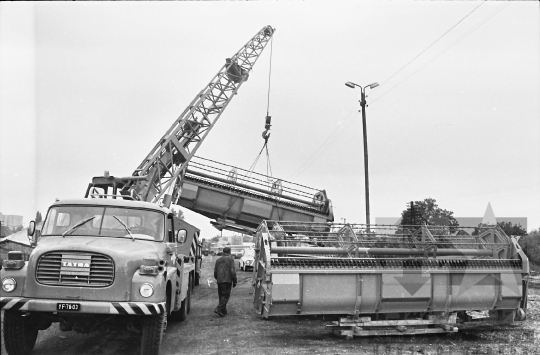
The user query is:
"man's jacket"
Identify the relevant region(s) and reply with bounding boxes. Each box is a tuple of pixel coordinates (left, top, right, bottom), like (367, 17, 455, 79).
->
(214, 253, 237, 284)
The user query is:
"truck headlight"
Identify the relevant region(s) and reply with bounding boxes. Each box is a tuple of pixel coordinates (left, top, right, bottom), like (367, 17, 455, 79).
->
(139, 283, 154, 298)
(2, 278, 17, 292)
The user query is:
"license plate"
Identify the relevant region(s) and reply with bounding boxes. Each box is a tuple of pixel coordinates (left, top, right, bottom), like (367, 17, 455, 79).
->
(57, 303, 80, 311)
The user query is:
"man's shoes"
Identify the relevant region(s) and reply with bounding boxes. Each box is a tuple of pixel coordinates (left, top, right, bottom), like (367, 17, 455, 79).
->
(214, 309, 225, 317)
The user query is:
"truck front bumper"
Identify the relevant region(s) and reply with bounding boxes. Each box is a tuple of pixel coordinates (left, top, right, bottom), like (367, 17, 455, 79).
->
(0, 297, 166, 315)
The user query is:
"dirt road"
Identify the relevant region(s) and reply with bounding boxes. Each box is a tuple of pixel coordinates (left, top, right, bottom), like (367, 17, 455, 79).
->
(2, 256, 539, 354)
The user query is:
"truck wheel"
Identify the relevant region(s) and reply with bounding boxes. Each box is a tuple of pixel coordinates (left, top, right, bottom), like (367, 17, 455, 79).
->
(141, 313, 166, 355)
(170, 280, 190, 322)
(181, 278, 192, 317)
(186, 277, 192, 314)
(3, 311, 38, 355)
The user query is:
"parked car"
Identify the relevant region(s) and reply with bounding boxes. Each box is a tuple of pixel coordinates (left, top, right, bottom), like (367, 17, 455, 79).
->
(210, 242, 224, 256)
(238, 248, 256, 271)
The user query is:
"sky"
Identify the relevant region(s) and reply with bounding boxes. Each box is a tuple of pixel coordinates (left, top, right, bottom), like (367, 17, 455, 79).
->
(1, 1, 539, 240)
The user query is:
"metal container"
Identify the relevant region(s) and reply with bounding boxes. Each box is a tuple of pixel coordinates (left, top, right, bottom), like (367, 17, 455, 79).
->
(253, 221, 529, 329)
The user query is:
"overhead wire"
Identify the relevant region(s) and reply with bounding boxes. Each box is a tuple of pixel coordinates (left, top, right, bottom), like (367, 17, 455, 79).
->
(288, 1, 506, 179)
(370, 2, 509, 105)
(375, 1, 486, 89)
(286, 105, 358, 180)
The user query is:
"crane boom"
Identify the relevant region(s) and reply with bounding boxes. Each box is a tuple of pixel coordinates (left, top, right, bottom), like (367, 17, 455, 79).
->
(87, 26, 275, 206)
(85, 26, 334, 234)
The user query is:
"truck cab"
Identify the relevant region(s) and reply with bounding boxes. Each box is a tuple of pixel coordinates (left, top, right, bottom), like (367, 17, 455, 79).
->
(1, 198, 199, 355)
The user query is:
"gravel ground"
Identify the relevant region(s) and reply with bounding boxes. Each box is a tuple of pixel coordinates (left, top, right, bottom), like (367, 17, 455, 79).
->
(2, 258, 539, 355)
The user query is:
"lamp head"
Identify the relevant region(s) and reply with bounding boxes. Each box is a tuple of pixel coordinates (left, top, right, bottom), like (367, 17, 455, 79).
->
(345, 82, 356, 89)
(368, 82, 379, 89)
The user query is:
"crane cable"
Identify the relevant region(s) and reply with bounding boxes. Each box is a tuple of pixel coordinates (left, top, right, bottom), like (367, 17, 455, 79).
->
(246, 35, 274, 181)
(266, 35, 273, 119)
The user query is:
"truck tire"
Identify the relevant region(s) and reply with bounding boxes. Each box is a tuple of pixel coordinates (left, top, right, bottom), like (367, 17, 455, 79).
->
(187, 277, 192, 314)
(3, 311, 38, 355)
(170, 279, 191, 322)
(180, 278, 192, 320)
(141, 312, 166, 355)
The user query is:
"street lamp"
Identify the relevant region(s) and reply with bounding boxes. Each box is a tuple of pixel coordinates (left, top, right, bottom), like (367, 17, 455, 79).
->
(345, 81, 379, 232)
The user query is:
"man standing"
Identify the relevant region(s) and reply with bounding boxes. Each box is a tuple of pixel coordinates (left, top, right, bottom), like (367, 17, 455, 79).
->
(214, 247, 237, 317)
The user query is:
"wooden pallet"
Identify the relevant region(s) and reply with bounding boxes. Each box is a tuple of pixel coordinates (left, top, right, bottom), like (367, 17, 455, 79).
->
(327, 316, 458, 340)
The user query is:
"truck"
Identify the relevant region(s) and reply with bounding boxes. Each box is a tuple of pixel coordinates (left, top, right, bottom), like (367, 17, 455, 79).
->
(1, 26, 277, 355)
(1, 198, 199, 355)
(210, 242, 226, 256)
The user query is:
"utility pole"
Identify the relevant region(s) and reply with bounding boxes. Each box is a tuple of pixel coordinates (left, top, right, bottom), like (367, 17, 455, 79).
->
(359, 89, 370, 233)
(345, 81, 379, 234)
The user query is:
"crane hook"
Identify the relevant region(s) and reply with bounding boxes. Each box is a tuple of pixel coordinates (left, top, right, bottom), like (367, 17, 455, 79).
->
(262, 115, 271, 143)
(262, 129, 271, 143)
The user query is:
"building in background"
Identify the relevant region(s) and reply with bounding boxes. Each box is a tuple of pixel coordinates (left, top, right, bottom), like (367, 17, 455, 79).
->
(0, 213, 24, 230)
(1, 224, 13, 238)
(0, 229, 33, 262)
(228, 235, 243, 245)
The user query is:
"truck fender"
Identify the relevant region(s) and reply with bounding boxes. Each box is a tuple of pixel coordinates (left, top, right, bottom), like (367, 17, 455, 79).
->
(166, 265, 184, 311)
(0, 263, 29, 297)
(130, 270, 167, 303)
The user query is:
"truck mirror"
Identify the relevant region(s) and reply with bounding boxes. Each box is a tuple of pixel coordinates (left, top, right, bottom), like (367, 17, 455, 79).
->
(28, 221, 36, 236)
(176, 230, 186, 243)
(27, 221, 39, 247)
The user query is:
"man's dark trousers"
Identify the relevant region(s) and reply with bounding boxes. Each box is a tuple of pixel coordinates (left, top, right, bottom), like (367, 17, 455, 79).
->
(217, 282, 232, 315)
(214, 251, 237, 316)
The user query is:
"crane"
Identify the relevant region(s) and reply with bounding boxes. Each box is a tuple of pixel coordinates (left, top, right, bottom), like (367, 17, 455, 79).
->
(85, 25, 334, 234)
(86, 26, 275, 207)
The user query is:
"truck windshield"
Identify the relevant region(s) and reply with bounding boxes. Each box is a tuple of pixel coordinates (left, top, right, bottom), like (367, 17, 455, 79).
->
(41, 205, 165, 241)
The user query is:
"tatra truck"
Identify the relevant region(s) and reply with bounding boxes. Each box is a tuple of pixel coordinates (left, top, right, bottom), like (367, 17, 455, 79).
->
(1, 198, 200, 355)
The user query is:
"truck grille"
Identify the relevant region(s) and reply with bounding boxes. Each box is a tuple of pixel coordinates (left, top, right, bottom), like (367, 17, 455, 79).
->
(36, 252, 114, 287)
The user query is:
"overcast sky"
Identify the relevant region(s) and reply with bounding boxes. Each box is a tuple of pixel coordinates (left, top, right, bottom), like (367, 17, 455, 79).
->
(1, 1, 539, 239)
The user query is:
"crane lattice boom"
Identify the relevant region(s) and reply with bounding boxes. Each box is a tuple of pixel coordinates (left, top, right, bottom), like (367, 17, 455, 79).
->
(87, 26, 275, 205)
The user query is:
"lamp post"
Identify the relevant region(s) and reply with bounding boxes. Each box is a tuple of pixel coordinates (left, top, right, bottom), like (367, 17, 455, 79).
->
(345, 81, 379, 232)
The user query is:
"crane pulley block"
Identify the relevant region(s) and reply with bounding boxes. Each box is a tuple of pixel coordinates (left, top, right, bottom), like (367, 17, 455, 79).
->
(265, 115, 271, 129)
(226, 58, 249, 84)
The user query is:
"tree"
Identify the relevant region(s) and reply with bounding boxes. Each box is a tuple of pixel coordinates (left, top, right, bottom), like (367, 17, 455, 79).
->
(35, 211, 43, 224)
(497, 221, 527, 237)
(518, 229, 540, 265)
(400, 198, 459, 229)
(473, 221, 527, 237)
(172, 208, 184, 220)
